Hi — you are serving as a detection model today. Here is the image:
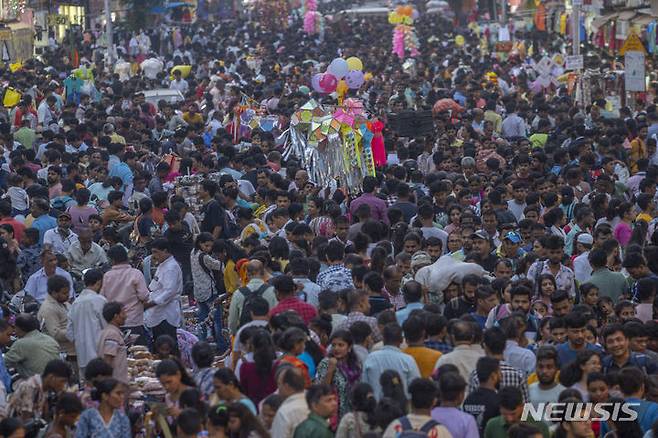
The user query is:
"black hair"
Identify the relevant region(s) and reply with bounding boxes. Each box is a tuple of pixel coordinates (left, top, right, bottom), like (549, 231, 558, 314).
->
(226, 401, 270, 438)
(177, 408, 203, 435)
(382, 323, 404, 345)
(107, 244, 129, 263)
(375, 397, 406, 429)
(350, 383, 378, 428)
(402, 316, 425, 344)
(482, 326, 506, 355)
(102, 301, 123, 323)
(208, 404, 229, 428)
(14, 314, 39, 333)
(47, 275, 70, 295)
(55, 392, 83, 414)
(559, 349, 600, 387)
(618, 367, 645, 396)
(251, 329, 276, 378)
(380, 370, 408, 414)
(43, 359, 72, 380)
(0, 418, 24, 437)
(191, 342, 214, 369)
(476, 356, 500, 382)
(91, 378, 121, 401)
(84, 358, 113, 382)
(329, 329, 360, 371)
(564, 311, 588, 329)
(83, 268, 103, 286)
(498, 386, 523, 410)
(306, 383, 333, 407)
(155, 359, 196, 387)
(408, 378, 438, 410)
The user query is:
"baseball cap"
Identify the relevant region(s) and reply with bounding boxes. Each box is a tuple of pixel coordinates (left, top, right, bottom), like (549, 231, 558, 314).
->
(576, 233, 594, 246)
(503, 231, 522, 244)
(58, 212, 72, 219)
(471, 230, 490, 240)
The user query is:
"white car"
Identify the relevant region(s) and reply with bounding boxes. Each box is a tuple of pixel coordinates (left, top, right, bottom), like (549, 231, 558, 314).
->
(142, 89, 185, 106)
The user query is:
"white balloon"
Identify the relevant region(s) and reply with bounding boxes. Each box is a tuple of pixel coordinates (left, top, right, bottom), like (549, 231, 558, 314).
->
(327, 58, 349, 79)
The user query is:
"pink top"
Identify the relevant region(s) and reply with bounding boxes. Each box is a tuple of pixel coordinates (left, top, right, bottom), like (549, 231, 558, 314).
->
(100, 264, 150, 327)
(67, 205, 98, 233)
(614, 221, 633, 247)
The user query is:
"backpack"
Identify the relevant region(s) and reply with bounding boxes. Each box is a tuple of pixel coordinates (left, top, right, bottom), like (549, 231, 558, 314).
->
(238, 284, 270, 327)
(398, 416, 440, 438)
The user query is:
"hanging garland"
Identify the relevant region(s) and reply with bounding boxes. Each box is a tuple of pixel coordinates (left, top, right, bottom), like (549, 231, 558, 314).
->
(389, 5, 420, 60)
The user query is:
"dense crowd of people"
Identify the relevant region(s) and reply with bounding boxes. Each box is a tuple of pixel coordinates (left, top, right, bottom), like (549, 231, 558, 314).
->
(0, 0, 657, 437)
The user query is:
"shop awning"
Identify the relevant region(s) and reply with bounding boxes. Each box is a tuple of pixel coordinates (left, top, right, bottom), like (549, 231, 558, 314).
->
(633, 13, 654, 26)
(617, 10, 637, 20)
(591, 12, 618, 29)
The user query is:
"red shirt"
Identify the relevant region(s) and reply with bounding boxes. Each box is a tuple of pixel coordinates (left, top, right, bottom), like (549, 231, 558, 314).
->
(0, 218, 25, 242)
(269, 297, 317, 325)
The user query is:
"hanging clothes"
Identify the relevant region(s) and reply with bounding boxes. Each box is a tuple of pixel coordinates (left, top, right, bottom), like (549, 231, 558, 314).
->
(594, 28, 606, 48)
(534, 4, 546, 31)
(560, 12, 568, 35)
(647, 21, 656, 53)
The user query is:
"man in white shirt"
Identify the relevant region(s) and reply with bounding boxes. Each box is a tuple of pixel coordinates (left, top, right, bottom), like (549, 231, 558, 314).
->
(65, 228, 108, 278)
(37, 95, 58, 128)
(169, 70, 189, 94)
(144, 239, 183, 350)
(24, 250, 74, 304)
(43, 213, 78, 254)
(270, 367, 309, 438)
(573, 233, 593, 283)
(66, 269, 107, 375)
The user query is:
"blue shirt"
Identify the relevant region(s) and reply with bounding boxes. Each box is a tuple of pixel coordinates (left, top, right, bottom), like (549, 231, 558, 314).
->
(362, 345, 421, 400)
(32, 214, 57, 244)
(299, 351, 316, 378)
(109, 161, 134, 187)
(396, 302, 425, 326)
(602, 351, 658, 374)
(556, 342, 602, 367)
(626, 398, 658, 433)
(0, 355, 11, 393)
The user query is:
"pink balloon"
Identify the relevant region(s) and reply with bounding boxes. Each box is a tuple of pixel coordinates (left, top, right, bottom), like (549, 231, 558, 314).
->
(319, 73, 338, 93)
(345, 70, 364, 89)
(311, 73, 324, 93)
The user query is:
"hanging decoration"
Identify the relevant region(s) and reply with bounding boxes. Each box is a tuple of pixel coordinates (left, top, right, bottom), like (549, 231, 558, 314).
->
(303, 0, 323, 35)
(309, 56, 364, 104)
(389, 5, 419, 60)
(284, 99, 385, 193)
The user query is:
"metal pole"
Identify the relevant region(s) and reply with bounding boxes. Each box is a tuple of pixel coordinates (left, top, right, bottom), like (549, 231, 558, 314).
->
(501, 0, 506, 23)
(572, 0, 580, 56)
(104, 0, 114, 65)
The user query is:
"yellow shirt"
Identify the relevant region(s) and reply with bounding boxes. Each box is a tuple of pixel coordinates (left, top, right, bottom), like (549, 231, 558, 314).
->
(403, 346, 442, 378)
(637, 212, 653, 223)
(224, 259, 240, 294)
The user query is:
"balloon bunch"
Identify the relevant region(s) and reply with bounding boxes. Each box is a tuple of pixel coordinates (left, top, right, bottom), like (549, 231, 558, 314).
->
(311, 57, 365, 99)
(389, 5, 420, 60)
(388, 5, 418, 25)
(303, 0, 322, 35)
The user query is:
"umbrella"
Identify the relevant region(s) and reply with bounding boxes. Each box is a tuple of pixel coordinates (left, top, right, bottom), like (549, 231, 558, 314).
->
(432, 98, 463, 115)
